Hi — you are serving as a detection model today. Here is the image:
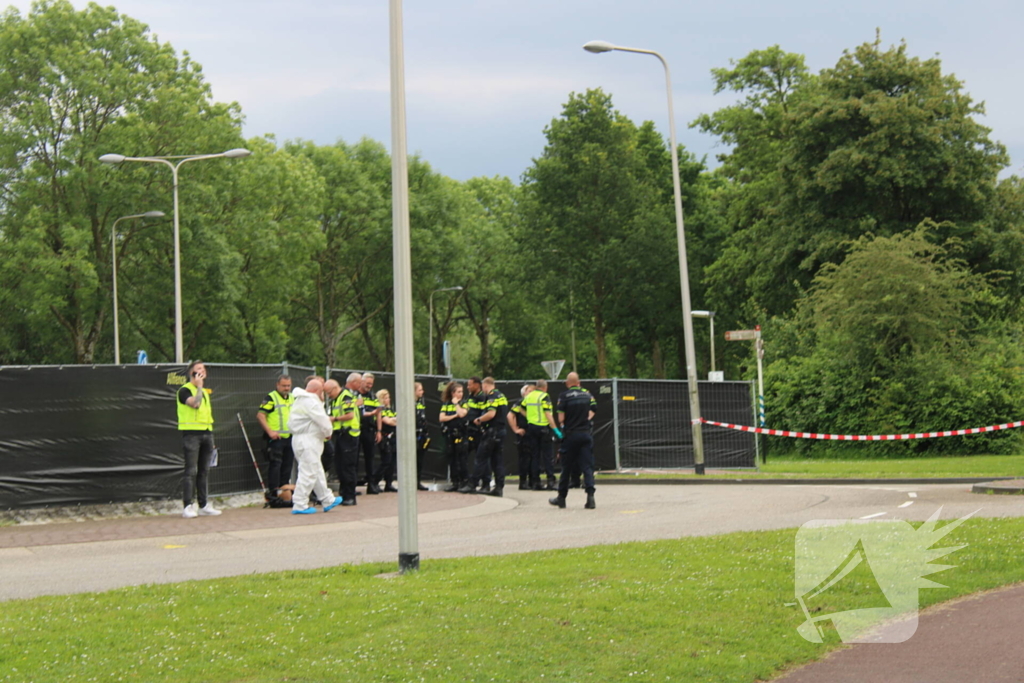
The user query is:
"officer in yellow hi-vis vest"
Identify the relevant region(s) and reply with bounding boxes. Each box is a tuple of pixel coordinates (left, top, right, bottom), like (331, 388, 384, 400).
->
(176, 360, 221, 518)
(257, 375, 295, 496)
(523, 379, 562, 491)
(327, 373, 362, 505)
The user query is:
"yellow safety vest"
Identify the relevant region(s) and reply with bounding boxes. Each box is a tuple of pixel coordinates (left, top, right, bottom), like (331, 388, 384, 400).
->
(264, 390, 294, 437)
(338, 388, 361, 437)
(177, 382, 213, 431)
(523, 389, 551, 426)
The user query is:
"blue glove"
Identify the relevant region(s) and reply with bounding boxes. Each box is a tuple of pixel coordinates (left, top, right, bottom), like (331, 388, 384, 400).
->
(553, 427, 563, 440)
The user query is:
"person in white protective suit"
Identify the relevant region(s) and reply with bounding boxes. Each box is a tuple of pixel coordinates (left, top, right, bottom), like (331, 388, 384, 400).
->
(288, 378, 342, 515)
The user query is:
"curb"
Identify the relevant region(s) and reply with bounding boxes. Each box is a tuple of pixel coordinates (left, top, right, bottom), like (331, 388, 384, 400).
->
(971, 480, 1024, 495)
(596, 477, 1017, 486)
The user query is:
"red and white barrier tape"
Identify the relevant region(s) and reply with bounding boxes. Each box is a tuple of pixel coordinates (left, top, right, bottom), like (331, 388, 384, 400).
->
(700, 417, 1024, 441)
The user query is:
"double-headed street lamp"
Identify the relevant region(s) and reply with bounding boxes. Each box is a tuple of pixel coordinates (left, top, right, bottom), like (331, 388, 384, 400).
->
(429, 286, 463, 374)
(99, 148, 252, 363)
(584, 39, 706, 474)
(111, 211, 166, 365)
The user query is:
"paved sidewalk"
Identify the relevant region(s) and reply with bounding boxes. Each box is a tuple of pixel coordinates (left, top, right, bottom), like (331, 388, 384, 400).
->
(0, 491, 478, 548)
(774, 583, 1024, 682)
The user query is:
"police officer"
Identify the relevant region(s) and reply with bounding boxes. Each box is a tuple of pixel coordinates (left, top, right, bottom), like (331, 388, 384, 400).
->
(549, 372, 598, 509)
(358, 372, 383, 494)
(460, 377, 508, 497)
(439, 381, 469, 492)
(177, 360, 221, 518)
(327, 373, 362, 506)
(414, 381, 430, 491)
(371, 389, 398, 492)
(257, 374, 295, 498)
(461, 376, 489, 492)
(508, 384, 532, 490)
(522, 379, 562, 490)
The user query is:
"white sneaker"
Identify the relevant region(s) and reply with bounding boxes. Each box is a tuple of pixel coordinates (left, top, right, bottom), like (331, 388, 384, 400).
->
(182, 504, 198, 519)
(198, 503, 221, 516)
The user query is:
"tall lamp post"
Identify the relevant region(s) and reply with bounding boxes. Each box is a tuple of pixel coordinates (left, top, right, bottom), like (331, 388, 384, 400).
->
(111, 211, 165, 365)
(429, 286, 463, 374)
(691, 310, 716, 375)
(99, 148, 252, 363)
(584, 40, 706, 474)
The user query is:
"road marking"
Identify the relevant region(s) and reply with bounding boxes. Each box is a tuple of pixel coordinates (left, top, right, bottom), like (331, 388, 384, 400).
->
(909, 492, 918, 498)
(860, 512, 887, 519)
(898, 501, 914, 508)
(163, 545, 186, 549)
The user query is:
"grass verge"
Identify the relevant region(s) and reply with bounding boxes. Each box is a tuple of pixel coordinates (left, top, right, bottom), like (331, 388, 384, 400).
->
(599, 455, 1024, 479)
(3, 517, 1024, 682)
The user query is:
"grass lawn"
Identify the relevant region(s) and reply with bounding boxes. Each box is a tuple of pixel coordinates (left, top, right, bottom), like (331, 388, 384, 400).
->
(3, 517, 1024, 682)
(600, 455, 1024, 479)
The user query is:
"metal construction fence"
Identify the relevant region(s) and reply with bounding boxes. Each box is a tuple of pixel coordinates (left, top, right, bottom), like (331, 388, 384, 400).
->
(0, 364, 756, 510)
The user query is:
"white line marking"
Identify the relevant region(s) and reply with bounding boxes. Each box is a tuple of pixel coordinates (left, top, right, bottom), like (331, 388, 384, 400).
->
(898, 501, 914, 508)
(909, 492, 918, 498)
(861, 512, 887, 519)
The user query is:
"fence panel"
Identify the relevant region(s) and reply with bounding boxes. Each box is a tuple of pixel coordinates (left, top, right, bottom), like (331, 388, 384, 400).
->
(616, 379, 756, 469)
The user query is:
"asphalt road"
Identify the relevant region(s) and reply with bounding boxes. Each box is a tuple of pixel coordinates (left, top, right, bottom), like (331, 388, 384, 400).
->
(2, 482, 1022, 602)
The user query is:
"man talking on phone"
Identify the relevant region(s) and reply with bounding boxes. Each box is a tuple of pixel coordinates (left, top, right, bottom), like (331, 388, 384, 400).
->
(177, 360, 221, 518)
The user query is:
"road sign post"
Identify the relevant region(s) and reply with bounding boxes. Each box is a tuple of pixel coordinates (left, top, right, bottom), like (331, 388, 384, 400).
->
(727, 327, 766, 463)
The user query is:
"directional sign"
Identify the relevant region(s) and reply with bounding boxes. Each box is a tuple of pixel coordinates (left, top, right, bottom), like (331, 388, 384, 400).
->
(725, 330, 758, 341)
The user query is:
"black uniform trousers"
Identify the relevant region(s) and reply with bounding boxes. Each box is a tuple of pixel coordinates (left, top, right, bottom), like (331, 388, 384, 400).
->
(266, 436, 294, 493)
(358, 424, 377, 484)
(515, 431, 531, 485)
(557, 431, 595, 497)
(416, 431, 429, 483)
(446, 432, 469, 485)
(181, 430, 213, 508)
(472, 428, 506, 490)
(333, 431, 360, 502)
(373, 435, 396, 486)
(466, 429, 487, 486)
(525, 424, 555, 485)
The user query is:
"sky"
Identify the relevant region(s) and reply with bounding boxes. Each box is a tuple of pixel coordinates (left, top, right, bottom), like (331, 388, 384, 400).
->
(9, 0, 1024, 181)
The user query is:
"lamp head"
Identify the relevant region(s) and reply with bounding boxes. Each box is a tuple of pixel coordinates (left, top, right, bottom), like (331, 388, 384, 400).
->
(583, 40, 615, 54)
(99, 154, 126, 164)
(142, 211, 166, 218)
(691, 310, 714, 318)
(222, 148, 251, 159)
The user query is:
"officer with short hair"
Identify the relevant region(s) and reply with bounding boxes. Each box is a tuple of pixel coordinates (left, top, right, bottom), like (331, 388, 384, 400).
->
(522, 379, 562, 490)
(327, 373, 362, 505)
(414, 381, 430, 491)
(462, 376, 489, 491)
(359, 373, 383, 494)
(549, 372, 598, 510)
(459, 377, 508, 497)
(257, 374, 295, 497)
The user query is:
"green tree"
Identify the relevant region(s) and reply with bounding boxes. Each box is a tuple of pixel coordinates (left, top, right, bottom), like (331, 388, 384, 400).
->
(0, 0, 244, 363)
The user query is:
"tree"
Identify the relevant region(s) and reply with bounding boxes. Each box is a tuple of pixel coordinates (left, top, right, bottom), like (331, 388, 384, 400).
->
(0, 0, 244, 363)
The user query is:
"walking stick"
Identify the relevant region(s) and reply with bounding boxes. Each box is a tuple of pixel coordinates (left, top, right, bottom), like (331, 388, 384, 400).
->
(237, 412, 268, 498)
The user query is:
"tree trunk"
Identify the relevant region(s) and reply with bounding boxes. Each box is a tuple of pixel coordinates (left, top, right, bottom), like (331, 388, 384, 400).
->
(652, 336, 665, 379)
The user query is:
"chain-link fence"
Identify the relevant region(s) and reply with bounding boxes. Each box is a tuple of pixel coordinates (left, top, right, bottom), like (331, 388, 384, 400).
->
(0, 365, 757, 509)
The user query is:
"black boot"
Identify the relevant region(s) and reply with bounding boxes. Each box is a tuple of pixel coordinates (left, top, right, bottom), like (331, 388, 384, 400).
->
(486, 487, 503, 498)
(443, 481, 461, 492)
(546, 479, 557, 491)
(518, 478, 528, 491)
(585, 493, 596, 509)
(549, 495, 566, 508)
(366, 482, 380, 495)
(457, 483, 477, 494)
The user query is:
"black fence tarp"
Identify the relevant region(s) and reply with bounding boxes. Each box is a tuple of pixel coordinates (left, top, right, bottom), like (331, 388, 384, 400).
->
(1, 366, 755, 510)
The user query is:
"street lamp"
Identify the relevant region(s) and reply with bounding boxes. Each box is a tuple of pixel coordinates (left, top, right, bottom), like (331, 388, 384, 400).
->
(99, 148, 252, 363)
(111, 211, 166, 365)
(584, 39, 706, 474)
(429, 286, 463, 374)
(691, 310, 716, 374)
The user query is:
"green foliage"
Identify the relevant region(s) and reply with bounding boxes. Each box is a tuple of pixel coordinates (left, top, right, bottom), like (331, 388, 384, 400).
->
(765, 229, 1024, 456)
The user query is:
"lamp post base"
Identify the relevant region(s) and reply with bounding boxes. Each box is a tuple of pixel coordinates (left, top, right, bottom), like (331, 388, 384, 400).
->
(399, 552, 420, 573)
(694, 463, 705, 476)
